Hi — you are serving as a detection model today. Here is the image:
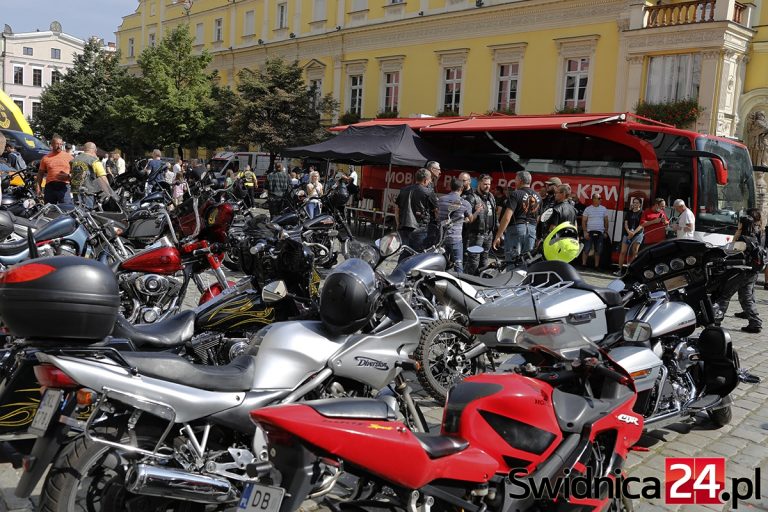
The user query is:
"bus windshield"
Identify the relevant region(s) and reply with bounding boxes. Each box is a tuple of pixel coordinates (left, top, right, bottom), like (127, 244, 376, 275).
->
(696, 137, 755, 233)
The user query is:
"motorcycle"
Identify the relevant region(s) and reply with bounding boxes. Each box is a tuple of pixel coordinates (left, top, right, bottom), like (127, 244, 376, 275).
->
(247, 322, 641, 512)
(0, 169, 41, 219)
(29, 258, 429, 511)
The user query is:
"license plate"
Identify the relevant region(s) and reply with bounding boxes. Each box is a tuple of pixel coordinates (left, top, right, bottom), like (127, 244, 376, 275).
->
(28, 389, 63, 437)
(238, 482, 285, 512)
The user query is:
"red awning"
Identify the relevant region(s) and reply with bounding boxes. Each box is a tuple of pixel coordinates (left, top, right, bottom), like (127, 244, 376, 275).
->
(421, 113, 628, 132)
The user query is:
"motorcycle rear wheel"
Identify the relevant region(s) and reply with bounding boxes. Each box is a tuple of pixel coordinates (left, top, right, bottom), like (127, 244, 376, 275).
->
(39, 426, 208, 512)
(414, 319, 480, 402)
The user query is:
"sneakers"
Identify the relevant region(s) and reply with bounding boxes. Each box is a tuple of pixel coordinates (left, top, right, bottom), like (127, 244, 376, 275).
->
(741, 325, 762, 334)
(734, 311, 748, 319)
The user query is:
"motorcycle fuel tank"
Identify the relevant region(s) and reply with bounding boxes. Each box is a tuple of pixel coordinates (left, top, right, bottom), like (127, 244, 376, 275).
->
(388, 252, 447, 286)
(119, 246, 183, 275)
(249, 321, 344, 390)
(302, 214, 336, 230)
(195, 286, 275, 332)
(628, 300, 697, 338)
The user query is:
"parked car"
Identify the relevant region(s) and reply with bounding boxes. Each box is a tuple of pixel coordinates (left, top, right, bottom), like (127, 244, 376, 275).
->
(0, 129, 50, 164)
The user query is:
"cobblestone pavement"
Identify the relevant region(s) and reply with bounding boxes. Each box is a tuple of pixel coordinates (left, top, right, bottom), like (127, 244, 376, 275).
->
(2, 256, 767, 511)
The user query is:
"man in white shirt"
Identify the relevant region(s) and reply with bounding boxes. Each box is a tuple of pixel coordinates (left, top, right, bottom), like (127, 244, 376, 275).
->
(672, 199, 695, 239)
(581, 193, 610, 268)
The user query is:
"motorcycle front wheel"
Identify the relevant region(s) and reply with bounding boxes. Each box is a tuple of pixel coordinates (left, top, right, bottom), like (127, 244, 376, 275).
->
(414, 319, 481, 402)
(40, 426, 208, 512)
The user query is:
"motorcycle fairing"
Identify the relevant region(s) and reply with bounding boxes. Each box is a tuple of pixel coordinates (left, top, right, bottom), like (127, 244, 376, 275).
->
(252, 404, 498, 490)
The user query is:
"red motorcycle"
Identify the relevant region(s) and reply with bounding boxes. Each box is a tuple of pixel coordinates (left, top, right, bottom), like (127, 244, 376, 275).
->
(247, 323, 642, 512)
(117, 194, 236, 323)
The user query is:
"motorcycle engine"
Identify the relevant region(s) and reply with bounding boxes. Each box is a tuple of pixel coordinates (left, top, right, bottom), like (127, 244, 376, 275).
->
(119, 272, 183, 324)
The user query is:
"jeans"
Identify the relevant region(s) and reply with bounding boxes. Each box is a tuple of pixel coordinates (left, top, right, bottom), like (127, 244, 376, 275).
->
(715, 271, 761, 328)
(398, 228, 428, 261)
(306, 200, 320, 219)
(504, 223, 536, 264)
(465, 232, 492, 275)
(443, 238, 464, 273)
(426, 222, 439, 249)
(44, 182, 73, 206)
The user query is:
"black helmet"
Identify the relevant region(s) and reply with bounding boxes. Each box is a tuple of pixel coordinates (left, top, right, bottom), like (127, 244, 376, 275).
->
(328, 184, 349, 209)
(320, 258, 380, 334)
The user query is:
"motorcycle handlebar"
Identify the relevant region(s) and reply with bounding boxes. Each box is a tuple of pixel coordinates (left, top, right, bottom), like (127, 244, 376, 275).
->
(592, 362, 630, 385)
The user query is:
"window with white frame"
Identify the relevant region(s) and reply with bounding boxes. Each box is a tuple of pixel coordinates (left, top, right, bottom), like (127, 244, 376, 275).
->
(214, 18, 223, 41)
(51, 48, 61, 59)
(645, 54, 701, 104)
(51, 70, 62, 84)
(32, 68, 42, 87)
(195, 23, 204, 44)
(244, 10, 255, 35)
(148, 33, 156, 47)
(23, 47, 33, 56)
(562, 58, 589, 111)
(13, 100, 23, 113)
(32, 102, 41, 118)
(352, 0, 367, 11)
(441, 66, 462, 113)
(495, 63, 519, 112)
(383, 71, 399, 113)
(313, 0, 326, 20)
(349, 75, 363, 115)
(128, 37, 135, 57)
(277, 3, 288, 29)
(13, 66, 23, 85)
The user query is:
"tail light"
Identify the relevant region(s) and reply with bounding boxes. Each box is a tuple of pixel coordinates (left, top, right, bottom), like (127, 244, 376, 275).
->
(0, 263, 56, 284)
(34, 364, 79, 389)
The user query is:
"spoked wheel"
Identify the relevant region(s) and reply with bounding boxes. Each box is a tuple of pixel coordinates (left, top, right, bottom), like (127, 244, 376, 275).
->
(40, 427, 209, 512)
(414, 320, 478, 402)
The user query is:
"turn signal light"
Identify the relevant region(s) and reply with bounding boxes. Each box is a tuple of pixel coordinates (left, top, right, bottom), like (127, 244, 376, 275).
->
(76, 389, 94, 406)
(34, 364, 79, 389)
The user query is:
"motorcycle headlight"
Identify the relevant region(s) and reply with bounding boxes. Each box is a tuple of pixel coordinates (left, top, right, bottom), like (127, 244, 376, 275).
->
(22, 198, 36, 209)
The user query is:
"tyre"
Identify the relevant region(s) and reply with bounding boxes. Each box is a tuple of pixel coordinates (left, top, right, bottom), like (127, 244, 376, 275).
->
(414, 319, 477, 402)
(708, 405, 732, 428)
(39, 427, 206, 512)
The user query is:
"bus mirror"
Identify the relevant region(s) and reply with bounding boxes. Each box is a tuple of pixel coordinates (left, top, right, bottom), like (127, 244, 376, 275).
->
(711, 158, 727, 185)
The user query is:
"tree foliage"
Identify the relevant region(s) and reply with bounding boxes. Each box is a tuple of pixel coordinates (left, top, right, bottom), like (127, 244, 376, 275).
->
(32, 38, 129, 149)
(111, 24, 220, 156)
(232, 58, 338, 164)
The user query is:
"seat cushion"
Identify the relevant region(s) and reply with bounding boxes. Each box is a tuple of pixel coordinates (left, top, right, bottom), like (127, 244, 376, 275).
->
(0, 238, 28, 257)
(122, 353, 257, 392)
(413, 433, 469, 459)
(111, 310, 196, 349)
(306, 398, 396, 421)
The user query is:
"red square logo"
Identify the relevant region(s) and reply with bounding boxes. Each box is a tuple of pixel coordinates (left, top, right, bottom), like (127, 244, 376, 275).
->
(665, 457, 726, 505)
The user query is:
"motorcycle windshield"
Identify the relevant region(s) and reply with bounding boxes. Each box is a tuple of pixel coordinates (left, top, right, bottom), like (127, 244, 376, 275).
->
(508, 322, 600, 361)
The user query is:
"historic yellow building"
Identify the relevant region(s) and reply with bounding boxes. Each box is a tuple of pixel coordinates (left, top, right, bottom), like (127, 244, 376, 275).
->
(116, 0, 768, 138)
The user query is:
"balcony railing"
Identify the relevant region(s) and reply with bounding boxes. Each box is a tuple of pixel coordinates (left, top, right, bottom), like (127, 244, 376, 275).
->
(646, 0, 715, 27)
(643, 0, 748, 28)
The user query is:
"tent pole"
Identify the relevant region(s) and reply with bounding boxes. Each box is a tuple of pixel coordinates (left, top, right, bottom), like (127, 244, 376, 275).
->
(382, 163, 393, 231)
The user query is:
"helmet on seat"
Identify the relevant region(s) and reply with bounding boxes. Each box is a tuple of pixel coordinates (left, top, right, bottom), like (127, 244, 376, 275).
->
(320, 258, 380, 334)
(542, 222, 582, 263)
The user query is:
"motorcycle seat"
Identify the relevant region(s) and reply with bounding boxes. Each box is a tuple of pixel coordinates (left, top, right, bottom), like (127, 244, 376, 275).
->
(111, 311, 196, 349)
(306, 398, 397, 421)
(414, 433, 469, 459)
(0, 238, 28, 257)
(570, 282, 622, 308)
(121, 352, 257, 392)
(448, 271, 522, 289)
(551, 388, 620, 433)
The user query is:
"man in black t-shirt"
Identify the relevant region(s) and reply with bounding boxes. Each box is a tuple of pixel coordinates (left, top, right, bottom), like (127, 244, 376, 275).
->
(493, 170, 541, 264)
(395, 168, 438, 256)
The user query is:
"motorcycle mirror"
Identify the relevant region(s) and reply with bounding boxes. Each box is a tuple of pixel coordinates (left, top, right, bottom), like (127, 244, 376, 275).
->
(623, 321, 652, 343)
(377, 232, 402, 257)
(467, 245, 484, 254)
(262, 280, 288, 303)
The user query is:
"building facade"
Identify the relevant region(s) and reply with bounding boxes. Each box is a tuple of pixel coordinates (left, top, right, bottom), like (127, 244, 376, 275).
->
(116, 0, 765, 139)
(1, 23, 86, 121)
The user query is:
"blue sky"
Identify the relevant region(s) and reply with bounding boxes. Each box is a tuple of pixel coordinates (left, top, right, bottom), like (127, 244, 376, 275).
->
(2, 0, 137, 44)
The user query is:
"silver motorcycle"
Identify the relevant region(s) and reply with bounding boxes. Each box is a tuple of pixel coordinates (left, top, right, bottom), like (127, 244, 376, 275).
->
(32, 260, 428, 511)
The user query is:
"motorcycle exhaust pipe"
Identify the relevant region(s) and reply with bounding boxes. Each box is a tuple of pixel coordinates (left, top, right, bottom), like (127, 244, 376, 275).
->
(125, 464, 238, 504)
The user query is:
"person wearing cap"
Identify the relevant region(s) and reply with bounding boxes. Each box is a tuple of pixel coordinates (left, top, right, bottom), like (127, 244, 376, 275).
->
(581, 193, 609, 269)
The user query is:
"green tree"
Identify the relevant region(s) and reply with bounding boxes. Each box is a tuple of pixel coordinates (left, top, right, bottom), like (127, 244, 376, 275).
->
(110, 24, 224, 158)
(232, 58, 338, 167)
(32, 38, 129, 149)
